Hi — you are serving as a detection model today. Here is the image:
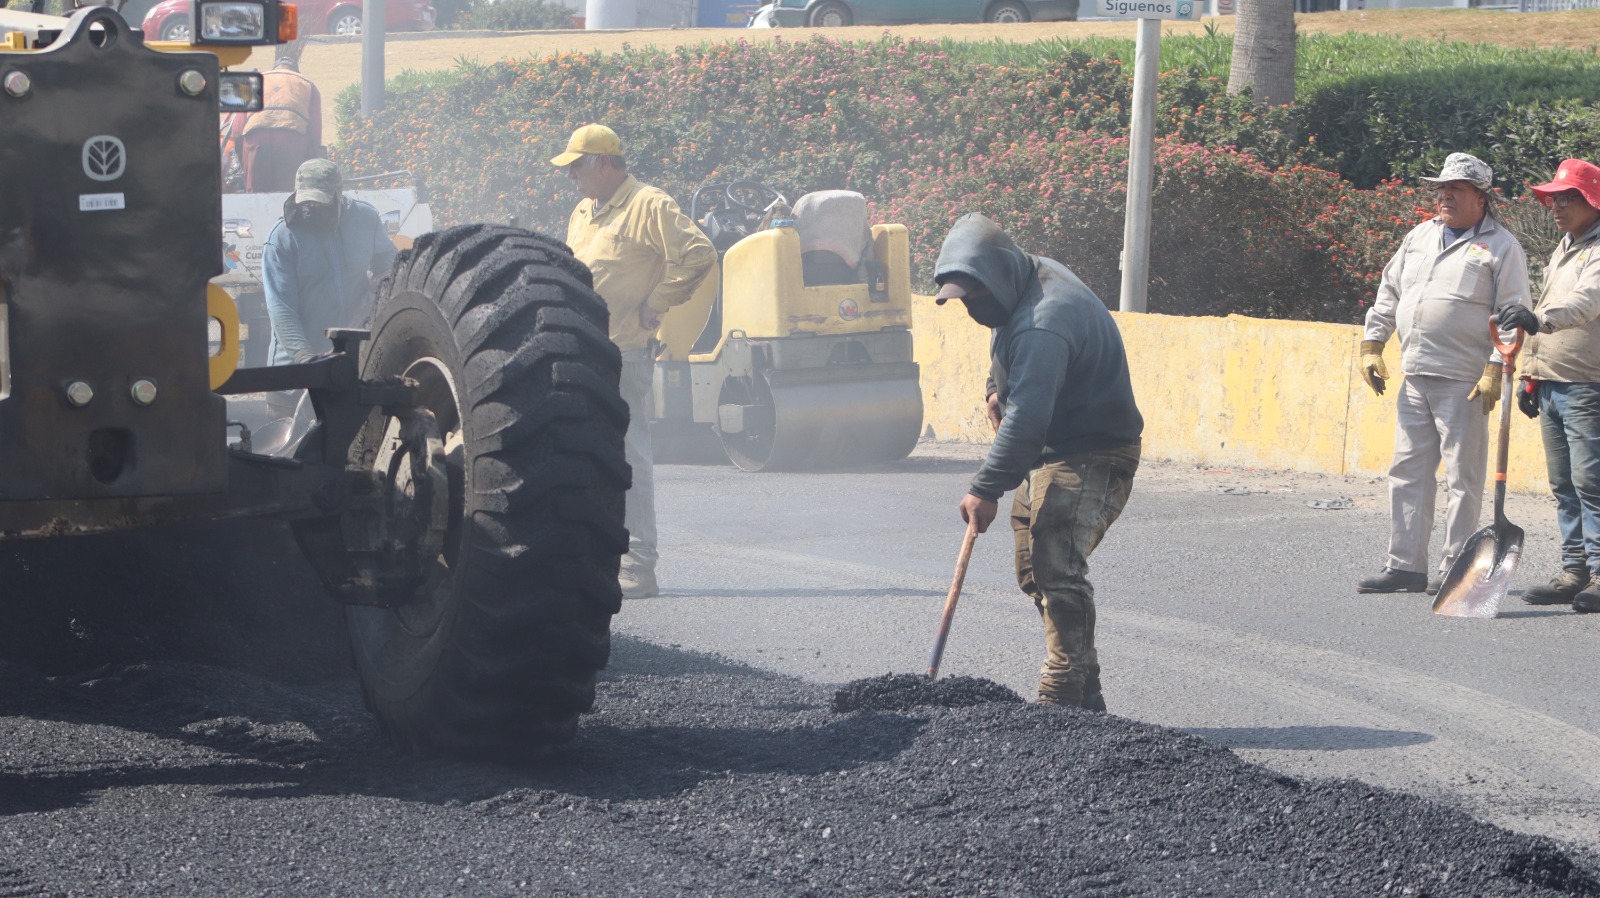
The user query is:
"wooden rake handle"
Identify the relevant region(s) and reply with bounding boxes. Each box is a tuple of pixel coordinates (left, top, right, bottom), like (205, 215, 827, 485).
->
(926, 522, 980, 680)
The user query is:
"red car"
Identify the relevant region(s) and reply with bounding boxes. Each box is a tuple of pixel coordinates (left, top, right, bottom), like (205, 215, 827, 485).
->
(141, 0, 434, 40)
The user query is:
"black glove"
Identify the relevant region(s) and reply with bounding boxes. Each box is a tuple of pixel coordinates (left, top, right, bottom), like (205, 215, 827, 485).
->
(1497, 305, 1540, 335)
(1517, 377, 1540, 419)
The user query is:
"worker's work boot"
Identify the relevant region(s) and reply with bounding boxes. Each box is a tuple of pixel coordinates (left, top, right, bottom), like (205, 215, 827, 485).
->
(1037, 675, 1091, 711)
(1078, 672, 1107, 713)
(1573, 581, 1600, 614)
(1426, 574, 1444, 596)
(1522, 567, 1589, 606)
(619, 568, 658, 600)
(1356, 567, 1428, 594)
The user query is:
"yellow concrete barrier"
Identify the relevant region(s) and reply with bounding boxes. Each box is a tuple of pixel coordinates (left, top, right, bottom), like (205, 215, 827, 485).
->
(912, 295, 1551, 493)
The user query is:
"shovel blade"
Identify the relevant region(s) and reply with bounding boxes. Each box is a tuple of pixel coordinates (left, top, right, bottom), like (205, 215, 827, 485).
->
(1432, 521, 1525, 618)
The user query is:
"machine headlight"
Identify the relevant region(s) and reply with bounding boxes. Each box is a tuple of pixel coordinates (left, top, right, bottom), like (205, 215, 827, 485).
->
(218, 71, 264, 112)
(200, 1, 266, 40)
(189, 0, 296, 44)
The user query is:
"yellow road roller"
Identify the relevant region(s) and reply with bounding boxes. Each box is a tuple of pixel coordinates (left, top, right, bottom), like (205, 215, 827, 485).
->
(651, 182, 923, 472)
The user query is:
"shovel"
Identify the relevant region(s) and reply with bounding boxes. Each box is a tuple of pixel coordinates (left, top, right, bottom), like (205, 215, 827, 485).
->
(1433, 322, 1526, 619)
(926, 522, 979, 679)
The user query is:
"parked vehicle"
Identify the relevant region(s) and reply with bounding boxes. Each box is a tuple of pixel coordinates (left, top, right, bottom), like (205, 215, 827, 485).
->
(141, 0, 434, 40)
(748, 0, 1077, 26)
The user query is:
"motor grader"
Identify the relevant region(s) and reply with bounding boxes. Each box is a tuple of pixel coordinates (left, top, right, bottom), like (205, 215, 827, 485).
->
(0, 1, 627, 758)
(650, 181, 923, 471)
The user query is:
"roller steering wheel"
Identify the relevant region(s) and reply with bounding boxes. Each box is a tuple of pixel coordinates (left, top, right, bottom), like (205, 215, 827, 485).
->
(725, 180, 786, 215)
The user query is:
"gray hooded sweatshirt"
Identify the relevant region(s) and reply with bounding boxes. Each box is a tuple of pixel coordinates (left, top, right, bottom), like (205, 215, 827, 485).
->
(934, 214, 1143, 502)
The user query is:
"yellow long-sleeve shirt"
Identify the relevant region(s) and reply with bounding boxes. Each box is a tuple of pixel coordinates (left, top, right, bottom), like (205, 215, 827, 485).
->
(565, 175, 715, 352)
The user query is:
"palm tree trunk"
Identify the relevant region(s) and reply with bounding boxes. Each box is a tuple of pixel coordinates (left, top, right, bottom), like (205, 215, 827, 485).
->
(1228, 0, 1296, 106)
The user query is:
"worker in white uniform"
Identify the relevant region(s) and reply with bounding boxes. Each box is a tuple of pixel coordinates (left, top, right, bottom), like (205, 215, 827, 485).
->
(1357, 152, 1532, 595)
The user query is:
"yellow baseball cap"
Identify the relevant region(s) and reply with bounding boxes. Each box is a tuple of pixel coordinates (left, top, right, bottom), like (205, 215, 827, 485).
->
(550, 124, 623, 167)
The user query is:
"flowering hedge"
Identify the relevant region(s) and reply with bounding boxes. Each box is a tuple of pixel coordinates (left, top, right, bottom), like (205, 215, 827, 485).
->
(873, 135, 1438, 321)
(335, 35, 1526, 323)
(339, 37, 1130, 235)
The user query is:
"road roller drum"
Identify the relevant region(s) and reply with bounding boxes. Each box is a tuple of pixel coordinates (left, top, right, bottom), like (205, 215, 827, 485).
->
(652, 184, 924, 471)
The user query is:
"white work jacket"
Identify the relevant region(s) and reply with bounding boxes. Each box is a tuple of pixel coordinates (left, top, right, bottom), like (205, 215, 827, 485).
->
(1523, 219, 1600, 384)
(1364, 216, 1531, 383)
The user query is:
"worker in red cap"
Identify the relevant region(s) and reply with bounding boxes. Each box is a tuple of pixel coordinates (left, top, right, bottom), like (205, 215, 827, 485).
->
(1497, 158, 1600, 613)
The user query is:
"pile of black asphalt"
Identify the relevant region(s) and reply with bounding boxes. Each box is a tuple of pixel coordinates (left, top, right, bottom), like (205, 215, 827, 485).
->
(2, 629, 1597, 898)
(832, 673, 1025, 712)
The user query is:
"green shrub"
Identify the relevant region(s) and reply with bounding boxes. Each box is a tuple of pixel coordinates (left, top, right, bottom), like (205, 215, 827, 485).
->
(875, 135, 1377, 322)
(337, 36, 1132, 235)
(1499, 193, 1564, 295)
(937, 30, 1600, 191)
(336, 32, 1594, 323)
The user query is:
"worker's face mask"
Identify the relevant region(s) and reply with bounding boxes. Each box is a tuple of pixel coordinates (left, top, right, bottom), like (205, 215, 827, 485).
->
(297, 200, 337, 229)
(961, 295, 1009, 328)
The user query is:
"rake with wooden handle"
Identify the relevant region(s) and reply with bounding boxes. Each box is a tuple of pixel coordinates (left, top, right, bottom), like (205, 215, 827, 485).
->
(926, 522, 980, 680)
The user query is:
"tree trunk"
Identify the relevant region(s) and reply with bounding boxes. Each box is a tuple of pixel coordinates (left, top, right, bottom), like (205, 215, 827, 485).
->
(1228, 0, 1297, 106)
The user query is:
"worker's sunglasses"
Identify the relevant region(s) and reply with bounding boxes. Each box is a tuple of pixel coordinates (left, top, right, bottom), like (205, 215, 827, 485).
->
(1546, 191, 1586, 209)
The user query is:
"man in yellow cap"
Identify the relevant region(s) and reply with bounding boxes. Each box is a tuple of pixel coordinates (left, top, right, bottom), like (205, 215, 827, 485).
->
(554, 123, 715, 600)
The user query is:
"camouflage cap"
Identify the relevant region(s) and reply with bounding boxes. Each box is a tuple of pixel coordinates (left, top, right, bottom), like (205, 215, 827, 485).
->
(1421, 152, 1493, 191)
(294, 159, 341, 205)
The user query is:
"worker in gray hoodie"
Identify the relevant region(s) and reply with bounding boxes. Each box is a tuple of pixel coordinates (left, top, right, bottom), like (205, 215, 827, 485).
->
(935, 213, 1143, 711)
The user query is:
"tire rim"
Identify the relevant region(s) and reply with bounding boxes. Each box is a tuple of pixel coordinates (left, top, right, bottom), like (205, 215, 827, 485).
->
(164, 21, 190, 40)
(993, 8, 1023, 21)
(334, 14, 362, 34)
(819, 9, 845, 25)
(386, 355, 464, 633)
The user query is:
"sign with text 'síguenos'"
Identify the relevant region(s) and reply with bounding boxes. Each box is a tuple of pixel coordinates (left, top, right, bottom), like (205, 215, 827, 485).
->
(1092, 0, 1203, 20)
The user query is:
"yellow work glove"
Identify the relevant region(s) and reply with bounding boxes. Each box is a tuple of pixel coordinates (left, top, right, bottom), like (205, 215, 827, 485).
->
(1359, 340, 1389, 396)
(1466, 362, 1503, 415)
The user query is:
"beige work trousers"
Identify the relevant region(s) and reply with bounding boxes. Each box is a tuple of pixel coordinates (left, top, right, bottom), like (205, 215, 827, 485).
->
(1386, 374, 1490, 575)
(1011, 443, 1140, 708)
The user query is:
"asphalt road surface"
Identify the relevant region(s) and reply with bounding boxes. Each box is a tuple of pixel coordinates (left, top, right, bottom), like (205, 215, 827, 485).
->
(2, 442, 1597, 897)
(623, 444, 1600, 851)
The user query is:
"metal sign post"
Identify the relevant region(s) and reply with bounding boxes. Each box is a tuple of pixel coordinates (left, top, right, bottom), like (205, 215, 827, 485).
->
(360, 0, 386, 116)
(1120, 17, 1159, 313)
(1093, 0, 1204, 313)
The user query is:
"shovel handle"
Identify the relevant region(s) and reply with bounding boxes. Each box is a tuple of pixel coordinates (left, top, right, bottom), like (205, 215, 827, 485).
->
(926, 522, 979, 680)
(1490, 319, 1523, 516)
(1491, 318, 1524, 367)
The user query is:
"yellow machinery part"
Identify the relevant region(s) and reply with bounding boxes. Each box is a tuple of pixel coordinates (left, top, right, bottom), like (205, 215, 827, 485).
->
(690, 220, 921, 471)
(718, 224, 912, 341)
(207, 282, 241, 389)
(0, 29, 251, 65)
(656, 260, 719, 362)
(145, 41, 253, 66)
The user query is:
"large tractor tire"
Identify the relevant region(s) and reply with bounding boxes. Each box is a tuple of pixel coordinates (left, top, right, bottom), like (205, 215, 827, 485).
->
(345, 224, 628, 760)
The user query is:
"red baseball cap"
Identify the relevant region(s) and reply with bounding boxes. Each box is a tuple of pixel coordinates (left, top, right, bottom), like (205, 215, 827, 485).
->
(1530, 158, 1600, 210)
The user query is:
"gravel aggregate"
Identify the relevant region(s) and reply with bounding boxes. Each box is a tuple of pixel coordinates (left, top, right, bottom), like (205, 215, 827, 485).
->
(2, 635, 1597, 897)
(832, 674, 1025, 712)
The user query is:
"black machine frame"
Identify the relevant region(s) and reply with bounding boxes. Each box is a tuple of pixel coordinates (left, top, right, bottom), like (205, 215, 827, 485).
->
(0, 7, 436, 607)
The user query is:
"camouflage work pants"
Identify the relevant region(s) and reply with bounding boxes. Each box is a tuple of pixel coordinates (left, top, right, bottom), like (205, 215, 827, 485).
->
(1010, 443, 1140, 709)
